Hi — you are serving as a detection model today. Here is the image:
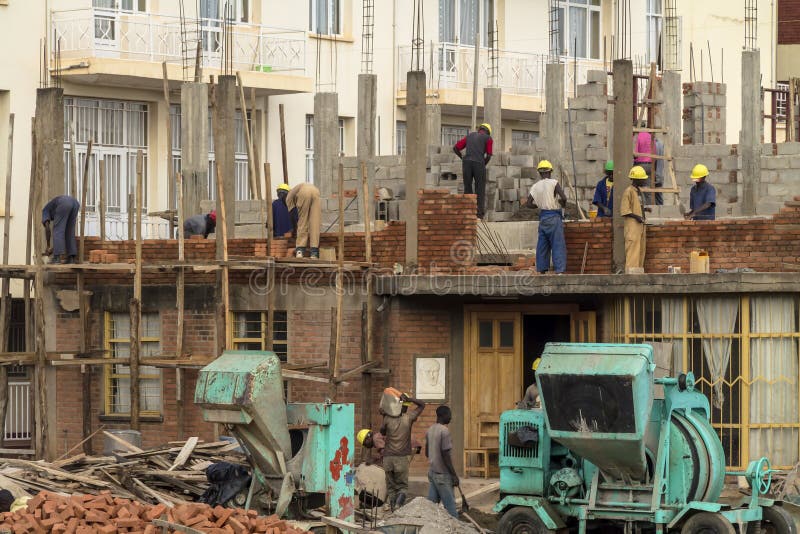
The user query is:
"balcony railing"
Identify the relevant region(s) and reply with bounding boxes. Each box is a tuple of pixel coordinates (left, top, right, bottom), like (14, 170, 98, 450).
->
(51, 8, 306, 74)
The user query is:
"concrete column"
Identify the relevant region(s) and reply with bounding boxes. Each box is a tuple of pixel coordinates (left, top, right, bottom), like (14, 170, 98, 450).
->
(357, 74, 377, 160)
(740, 50, 762, 216)
(214, 76, 237, 250)
(181, 83, 209, 218)
(544, 64, 565, 161)
(662, 71, 682, 150)
(612, 60, 633, 273)
(35, 88, 65, 202)
(405, 71, 427, 266)
(483, 87, 502, 151)
(314, 92, 339, 197)
(426, 104, 441, 147)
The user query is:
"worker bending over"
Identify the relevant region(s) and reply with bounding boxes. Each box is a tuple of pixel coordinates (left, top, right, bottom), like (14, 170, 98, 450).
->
(453, 123, 494, 219)
(183, 210, 216, 239)
(357, 429, 421, 466)
(42, 195, 80, 264)
(592, 161, 614, 217)
(519, 358, 542, 409)
(621, 166, 650, 271)
(380, 393, 425, 511)
(526, 160, 568, 274)
(286, 183, 321, 259)
(685, 164, 716, 221)
(272, 183, 293, 238)
(425, 405, 459, 518)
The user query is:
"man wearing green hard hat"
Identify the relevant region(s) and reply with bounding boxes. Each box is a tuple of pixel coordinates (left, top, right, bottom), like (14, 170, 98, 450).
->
(592, 160, 615, 217)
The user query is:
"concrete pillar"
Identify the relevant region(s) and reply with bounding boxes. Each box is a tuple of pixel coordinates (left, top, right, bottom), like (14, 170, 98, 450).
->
(740, 50, 762, 216)
(181, 83, 209, 218)
(662, 71, 682, 150)
(612, 60, 633, 274)
(214, 76, 237, 251)
(314, 92, 339, 197)
(426, 104, 441, 147)
(544, 64, 565, 161)
(357, 74, 377, 160)
(405, 71, 427, 266)
(483, 87, 502, 151)
(35, 88, 65, 202)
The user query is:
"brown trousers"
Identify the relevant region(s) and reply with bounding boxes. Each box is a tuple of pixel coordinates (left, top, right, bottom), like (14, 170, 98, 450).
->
(624, 217, 646, 269)
(294, 184, 321, 248)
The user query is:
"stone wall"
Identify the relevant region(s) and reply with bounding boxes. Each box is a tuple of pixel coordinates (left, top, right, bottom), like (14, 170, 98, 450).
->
(683, 82, 727, 145)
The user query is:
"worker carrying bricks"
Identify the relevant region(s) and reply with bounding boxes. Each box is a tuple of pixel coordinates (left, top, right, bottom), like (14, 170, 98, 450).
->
(380, 392, 425, 511)
(453, 122, 494, 219)
(685, 164, 716, 221)
(272, 183, 293, 238)
(592, 160, 615, 217)
(42, 195, 80, 264)
(525, 160, 568, 274)
(183, 210, 216, 239)
(286, 183, 321, 259)
(621, 166, 651, 271)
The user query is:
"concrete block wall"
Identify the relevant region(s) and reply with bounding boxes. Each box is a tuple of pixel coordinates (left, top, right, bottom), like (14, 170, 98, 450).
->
(567, 71, 610, 206)
(683, 82, 727, 145)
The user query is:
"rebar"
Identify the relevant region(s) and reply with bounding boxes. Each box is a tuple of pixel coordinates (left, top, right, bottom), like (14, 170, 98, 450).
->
(411, 0, 425, 72)
(745, 0, 758, 51)
(663, 0, 680, 71)
(361, 0, 375, 74)
(548, 0, 561, 62)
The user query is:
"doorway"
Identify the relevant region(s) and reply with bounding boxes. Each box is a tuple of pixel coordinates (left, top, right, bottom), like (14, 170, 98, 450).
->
(521, 315, 571, 400)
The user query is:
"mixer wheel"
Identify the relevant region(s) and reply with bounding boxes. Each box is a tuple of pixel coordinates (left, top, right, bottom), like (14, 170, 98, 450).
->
(746, 505, 797, 534)
(497, 506, 551, 534)
(681, 512, 736, 534)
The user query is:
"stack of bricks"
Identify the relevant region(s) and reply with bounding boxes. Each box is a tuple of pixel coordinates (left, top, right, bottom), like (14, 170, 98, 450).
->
(563, 218, 613, 274)
(683, 82, 727, 145)
(0, 491, 310, 533)
(319, 221, 406, 267)
(416, 190, 478, 273)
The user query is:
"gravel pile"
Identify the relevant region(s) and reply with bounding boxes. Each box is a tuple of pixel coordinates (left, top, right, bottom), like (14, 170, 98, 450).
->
(379, 497, 478, 534)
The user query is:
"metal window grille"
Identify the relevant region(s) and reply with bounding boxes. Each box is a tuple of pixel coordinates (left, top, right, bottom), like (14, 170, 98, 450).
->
(777, 82, 789, 122)
(511, 130, 538, 151)
(231, 311, 289, 361)
(441, 125, 469, 147)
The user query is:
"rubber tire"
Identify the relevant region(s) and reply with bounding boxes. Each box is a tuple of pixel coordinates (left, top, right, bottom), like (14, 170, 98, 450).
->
(498, 506, 551, 534)
(747, 505, 798, 534)
(681, 512, 736, 534)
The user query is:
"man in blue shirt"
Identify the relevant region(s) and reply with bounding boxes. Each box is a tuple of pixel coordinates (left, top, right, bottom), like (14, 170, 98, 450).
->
(42, 195, 80, 264)
(272, 183, 294, 238)
(685, 164, 716, 221)
(592, 160, 614, 217)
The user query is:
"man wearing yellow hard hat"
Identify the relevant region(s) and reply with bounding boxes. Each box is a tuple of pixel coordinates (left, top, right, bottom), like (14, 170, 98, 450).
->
(621, 166, 650, 270)
(453, 123, 494, 219)
(519, 358, 542, 409)
(272, 183, 293, 238)
(685, 164, 716, 221)
(526, 160, 568, 274)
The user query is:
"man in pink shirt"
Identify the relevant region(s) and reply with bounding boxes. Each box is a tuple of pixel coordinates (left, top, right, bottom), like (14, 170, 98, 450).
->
(633, 126, 653, 204)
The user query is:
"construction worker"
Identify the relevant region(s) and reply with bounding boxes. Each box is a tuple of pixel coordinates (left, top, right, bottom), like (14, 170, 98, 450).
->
(519, 358, 542, 409)
(380, 393, 425, 511)
(592, 161, 614, 217)
(286, 183, 321, 259)
(526, 160, 568, 274)
(425, 405, 459, 518)
(272, 183, 293, 238)
(183, 210, 216, 239)
(633, 123, 654, 204)
(357, 429, 421, 466)
(685, 164, 716, 221)
(621, 166, 650, 271)
(42, 195, 80, 264)
(453, 123, 494, 219)
(654, 137, 665, 206)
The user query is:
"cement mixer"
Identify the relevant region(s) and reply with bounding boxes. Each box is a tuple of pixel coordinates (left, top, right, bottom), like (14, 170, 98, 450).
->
(494, 343, 796, 533)
(194, 351, 355, 523)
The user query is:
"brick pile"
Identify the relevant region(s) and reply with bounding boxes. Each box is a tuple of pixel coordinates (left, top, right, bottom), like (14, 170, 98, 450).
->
(0, 491, 310, 534)
(417, 189, 478, 273)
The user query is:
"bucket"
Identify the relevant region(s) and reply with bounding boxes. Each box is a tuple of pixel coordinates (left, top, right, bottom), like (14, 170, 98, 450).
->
(103, 429, 142, 455)
(690, 250, 710, 273)
(588, 208, 598, 219)
(380, 387, 403, 417)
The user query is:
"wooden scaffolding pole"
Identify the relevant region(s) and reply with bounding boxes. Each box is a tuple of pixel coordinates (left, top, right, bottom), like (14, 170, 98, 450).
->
(162, 62, 175, 238)
(789, 78, 798, 143)
(176, 171, 185, 439)
(130, 151, 144, 431)
(24, 122, 36, 353)
(33, 156, 48, 459)
(98, 160, 106, 241)
(78, 139, 93, 454)
(333, 164, 345, 380)
(360, 161, 373, 430)
(236, 72, 259, 204)
(263, 163, 274, 352)
(0, 114, 14, 448)
(215, 162, 231, 352)
(279, 104, 289, 184)
(250, 88, 265, 239)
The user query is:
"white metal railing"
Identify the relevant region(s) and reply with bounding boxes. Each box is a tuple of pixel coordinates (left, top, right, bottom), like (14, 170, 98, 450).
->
(4, 381, 31, 443)
(82, 213, 172, 240)
(51, 8, 306, 73)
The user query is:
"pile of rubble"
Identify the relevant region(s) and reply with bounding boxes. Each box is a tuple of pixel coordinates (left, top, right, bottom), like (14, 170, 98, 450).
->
(379, 497, 478, 534)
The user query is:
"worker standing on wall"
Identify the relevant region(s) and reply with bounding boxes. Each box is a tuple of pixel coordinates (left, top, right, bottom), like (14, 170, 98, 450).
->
(380, 393, 425, 511)
(42, 195, 80, 264)
(518, 358, 542, 409)
(286, 183, 321, 259)
(621, 166, 650, 271)
(425, 405, 459, 518)
(633, 124, 654, 204)
(272, 183, 293, 238)
(592, 161, 615, 217)
(453, 123, 494, 220)
(685, 164, 717, 221)
(526, 160, 568, 274)
(183, 210, 216, 239)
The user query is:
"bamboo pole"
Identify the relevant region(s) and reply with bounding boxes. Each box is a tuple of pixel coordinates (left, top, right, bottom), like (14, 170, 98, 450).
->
(176, 170, 185, 439)
(130, 150, 144, 431)
(235, 72, 259, 202)
(279, 104, 288, 184)
(215, 162, 231, 351)
(0, 114, 13, 448)
(98, 160, 106, 241)
(162, 62, 175, 238)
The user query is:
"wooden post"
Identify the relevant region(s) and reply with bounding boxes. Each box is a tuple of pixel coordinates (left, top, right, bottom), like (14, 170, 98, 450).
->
(236, 72, 259, 201)
(788, 78, 797, 143)
(127, 193, 134, 240)
(333, 164, 345, 382)
(130, 150, 144, 431)
(327, 306, 337, 399)
(250, 88, 263, 202)
(360, 161, 374, 433)
(0, 114, 13, 448)
(263, 163, 274, 352)
(264, 163, 273, 254)
(279, 104, 289, 184)
(24, 122, 36, 353)
(33, 156, 48, 459)
(69, 123, 78, 198)
(215, 162, 231, 351)
(176, 171, 185, 439)
(612, 60, 634, 273)
(98, 160, 106, 241)
(78, 140, 93, 264)
(77, 138, 93, 452)
(162, 62, 175, 238)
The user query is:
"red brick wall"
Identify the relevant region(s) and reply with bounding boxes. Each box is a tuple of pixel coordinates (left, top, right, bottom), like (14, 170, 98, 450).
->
(779, 0, 800, 44)
(417, 190, 478, 273)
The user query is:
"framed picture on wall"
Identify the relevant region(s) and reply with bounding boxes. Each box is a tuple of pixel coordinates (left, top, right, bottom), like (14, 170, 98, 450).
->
(415, 356, 446, 400)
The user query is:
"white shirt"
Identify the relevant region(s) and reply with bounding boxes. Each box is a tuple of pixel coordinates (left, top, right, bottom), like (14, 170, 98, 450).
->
(529, 178, 562, 210)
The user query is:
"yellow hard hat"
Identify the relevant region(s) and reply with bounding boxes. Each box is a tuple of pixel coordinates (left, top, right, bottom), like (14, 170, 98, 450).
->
(532, 358, 541, 371)
(277, 183, 290, 192)
(628, 165, 648, 180)
(690, 164, 709, 181)
(537, 160, 553, 172)
(357, 429, 371, 445)
(479, 123, 492, 136)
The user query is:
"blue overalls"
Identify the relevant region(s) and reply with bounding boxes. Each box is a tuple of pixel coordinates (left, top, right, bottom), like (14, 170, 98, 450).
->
(536, 210, 567, 273)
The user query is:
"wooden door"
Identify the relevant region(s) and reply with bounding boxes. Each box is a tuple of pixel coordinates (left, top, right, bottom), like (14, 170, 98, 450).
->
(570, 311, 597, 342)
(465, 312, 522, 448)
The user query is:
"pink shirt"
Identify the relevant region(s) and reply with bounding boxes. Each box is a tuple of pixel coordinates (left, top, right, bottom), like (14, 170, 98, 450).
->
(634, 132, 652, 163)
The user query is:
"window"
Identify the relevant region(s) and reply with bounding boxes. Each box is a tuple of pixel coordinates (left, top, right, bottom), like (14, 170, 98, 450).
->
(232, 311, 289, 360)
(646, 0, 663, 64)
(512, 130, 538, 151)
(441, 125, 469, 148)
(104, 312, 162, 416)
(554, 0, 601, 60)
(63, 98, 148, 214)
(309, 0, 341, 35)
(439, 0, 495, 46)
(120, 0, 147, 11)
(396, 121, 407, 156)
(200, 0, 250, 55)
(304, 115, 345, 183)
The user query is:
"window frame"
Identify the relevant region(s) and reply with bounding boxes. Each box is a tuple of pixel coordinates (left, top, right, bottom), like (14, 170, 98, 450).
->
(646, 0, 663, 65)
(439, 0, 495, 47)
(556, 0, 602, 60)
(304, 115, 346, 182)
(309, 0, 342, 36)
(230, 311, 289, 361)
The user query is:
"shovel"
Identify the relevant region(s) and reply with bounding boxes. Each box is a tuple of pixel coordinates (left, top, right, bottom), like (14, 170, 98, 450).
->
(457, 485, 469, 512)
(457, 486, 486, 533)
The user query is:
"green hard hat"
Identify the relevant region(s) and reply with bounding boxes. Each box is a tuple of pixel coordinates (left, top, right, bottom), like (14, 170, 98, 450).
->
(605, 160, 614, 171)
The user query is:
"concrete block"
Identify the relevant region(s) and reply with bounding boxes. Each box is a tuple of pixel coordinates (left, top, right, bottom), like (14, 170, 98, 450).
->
(521, 166, 538, 179)
(585, 147, 608, 161)
(788, 155, 800, 169)
(762, 156, 791, 170)
(759, 170, 780, 184)
(498, 153, 511, 165)
(389, 165, 405, 179)
(498, 177, 516, 189)
(577, 83, 608, 97)
(375, 155, 402, 167)
(509, 155, 534, 167)
(500, 189, 519, 201)
(767, 184, 792, 197)
(572, 95, 608, 110)
(777, 142, 800, 156)
(575, 109, 607, 122)
(507, 166, 522, 178)
(584, 121, 608, 136)
(237, 210, 263, 224)
(586, 70, 608, 83)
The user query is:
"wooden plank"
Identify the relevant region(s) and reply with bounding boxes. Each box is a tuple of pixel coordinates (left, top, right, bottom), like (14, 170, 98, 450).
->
(282, 369, 337, 384)
(236, 72, 259, 202)
(279, 104, 288, 184)
(131, 150, 144, 431)
(103, 430, 144, 453)
(633, 152, 672, 161)
(162, 62, 175, 238)
(333, 360, 380, 383)
(168, 436, 199, 471)
(250, 87, 263, 203)
(98, 160, 106, 241)
(789, 77, 797, 143)
(0, 114, 12, 450)
(264, 162, 274, 352)
(78, 139, 93, 263)
(215, 161, 231, 351)
(55, 425, 106, 462)
(69, 122, 78, 201)
(1, 459, 111, 488)
(333, 163, 345, 385)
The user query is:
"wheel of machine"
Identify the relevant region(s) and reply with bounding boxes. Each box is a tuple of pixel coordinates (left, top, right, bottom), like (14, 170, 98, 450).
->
(746, 505, 798, 534)
(498, 506, 552, 534)
(681, 512, 736, 534)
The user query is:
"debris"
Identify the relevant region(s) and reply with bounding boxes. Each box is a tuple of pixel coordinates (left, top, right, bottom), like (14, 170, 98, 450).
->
(379, 497, 479, 534)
